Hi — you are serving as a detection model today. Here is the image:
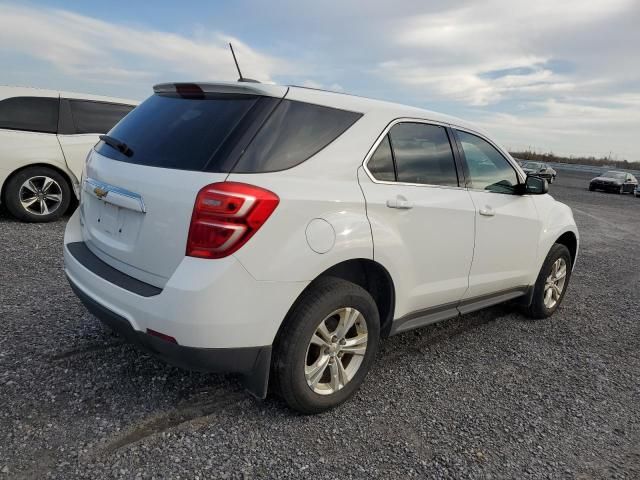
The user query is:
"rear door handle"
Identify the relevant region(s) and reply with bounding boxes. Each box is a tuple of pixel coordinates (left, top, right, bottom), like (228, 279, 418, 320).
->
(479, 206, 495, 217)
(386, 197, 413, 209)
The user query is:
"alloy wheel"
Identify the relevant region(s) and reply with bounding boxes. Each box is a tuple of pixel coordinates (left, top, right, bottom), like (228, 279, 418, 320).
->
(19, 176, 63, 216)
(543, 258, 567, 309)
(304, 307, 368, 395)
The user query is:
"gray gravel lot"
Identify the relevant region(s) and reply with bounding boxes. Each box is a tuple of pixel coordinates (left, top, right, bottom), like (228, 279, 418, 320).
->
(1, 170, 639, 479)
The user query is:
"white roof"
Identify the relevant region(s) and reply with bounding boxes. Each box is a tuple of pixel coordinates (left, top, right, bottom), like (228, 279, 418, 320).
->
(160, 81, 486, 136)
(0, 85, 139, 105)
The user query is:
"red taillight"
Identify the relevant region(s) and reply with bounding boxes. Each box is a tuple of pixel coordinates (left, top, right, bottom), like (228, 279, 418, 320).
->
(186, 182, 279, 259)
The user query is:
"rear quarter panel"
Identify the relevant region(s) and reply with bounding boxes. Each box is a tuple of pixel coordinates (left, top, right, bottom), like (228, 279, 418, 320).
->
(226, 113, 389, 282)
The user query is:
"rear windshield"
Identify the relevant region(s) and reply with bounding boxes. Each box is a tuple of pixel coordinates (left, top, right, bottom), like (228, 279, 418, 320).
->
(95, 93, 269, 171)
(95, 93, 362, 173)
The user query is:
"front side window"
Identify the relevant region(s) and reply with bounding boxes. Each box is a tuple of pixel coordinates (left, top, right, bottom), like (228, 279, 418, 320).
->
(388, 123, 458, 186)
(367, 135, 396, 181)
(69, 100, 134, 134)
(457, 130, 518, 194)
(0, 96, 59, 133)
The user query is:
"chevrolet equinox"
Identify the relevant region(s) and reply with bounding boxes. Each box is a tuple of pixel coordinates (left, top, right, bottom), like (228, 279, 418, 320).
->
(64, 82, 579, 413)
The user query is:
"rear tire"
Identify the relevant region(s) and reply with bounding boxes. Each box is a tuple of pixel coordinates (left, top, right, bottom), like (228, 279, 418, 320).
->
(526, 244, 572, 319)
(588, 185, 595, 191)
(4, 166, 71, 222)
(272, 277, 380, 414)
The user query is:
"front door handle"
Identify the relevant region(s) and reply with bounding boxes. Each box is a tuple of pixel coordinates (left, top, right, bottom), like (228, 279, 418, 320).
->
(479, 206, 495, 217)
(386, 196, 413, 209)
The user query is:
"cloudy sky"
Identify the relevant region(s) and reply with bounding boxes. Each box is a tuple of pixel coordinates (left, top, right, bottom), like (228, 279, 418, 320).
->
(1, 0, 639, 160)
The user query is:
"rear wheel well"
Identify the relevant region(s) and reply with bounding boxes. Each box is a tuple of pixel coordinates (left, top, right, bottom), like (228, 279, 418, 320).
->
(312, 259, 395, 337)
(1, 163, 76, 211)
(555, 231, 577, 266)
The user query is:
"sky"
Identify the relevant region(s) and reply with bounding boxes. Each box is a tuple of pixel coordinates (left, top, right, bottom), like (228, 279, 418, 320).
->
(1, 0, 639, 161)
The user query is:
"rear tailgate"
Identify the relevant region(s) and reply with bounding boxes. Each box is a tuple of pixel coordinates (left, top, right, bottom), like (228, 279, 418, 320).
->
(79, 83, 287, 288)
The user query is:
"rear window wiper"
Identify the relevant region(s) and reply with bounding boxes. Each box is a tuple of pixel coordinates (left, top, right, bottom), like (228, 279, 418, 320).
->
(99, 135, 134, 157)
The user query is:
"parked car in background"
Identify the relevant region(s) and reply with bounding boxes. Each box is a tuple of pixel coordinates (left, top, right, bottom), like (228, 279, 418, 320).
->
(0, 86, 137, 222)
(635, 183, 640, 198)
(64, 81, 579, 413)
(520, 161, 557, 183)
(588, 170, 638, 194)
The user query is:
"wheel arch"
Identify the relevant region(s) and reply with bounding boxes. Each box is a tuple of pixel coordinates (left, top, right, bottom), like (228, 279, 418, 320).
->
(555, 230, 578, 267)
(276, 258, 396, 341)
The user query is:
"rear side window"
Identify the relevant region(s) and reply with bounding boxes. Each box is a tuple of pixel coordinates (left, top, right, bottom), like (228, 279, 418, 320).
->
(95, 93, 272, 171)
(367, 135, 396, 181)
(389, 123, 458, 186)
(0, 96, 59, 133)
(232, 100, 362, 173)
(68, 100, 134, 134)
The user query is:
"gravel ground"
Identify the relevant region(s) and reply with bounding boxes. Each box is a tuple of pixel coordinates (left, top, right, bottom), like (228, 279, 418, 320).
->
(1, 170, 639, 479)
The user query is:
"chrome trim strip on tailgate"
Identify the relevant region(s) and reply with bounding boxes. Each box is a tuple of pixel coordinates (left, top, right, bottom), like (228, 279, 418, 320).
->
(83, 178, 146, 213)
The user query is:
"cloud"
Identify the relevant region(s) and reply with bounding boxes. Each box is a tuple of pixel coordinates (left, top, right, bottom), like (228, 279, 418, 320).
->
(0, 4, 291, 86)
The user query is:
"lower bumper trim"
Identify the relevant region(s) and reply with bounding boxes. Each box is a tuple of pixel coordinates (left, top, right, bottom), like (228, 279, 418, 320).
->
(67, 277, 272, 398)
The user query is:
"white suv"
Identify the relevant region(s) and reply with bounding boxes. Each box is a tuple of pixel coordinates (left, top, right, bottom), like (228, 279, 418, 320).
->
(0, 86, 137, 222)
(64, 82, 578, 413)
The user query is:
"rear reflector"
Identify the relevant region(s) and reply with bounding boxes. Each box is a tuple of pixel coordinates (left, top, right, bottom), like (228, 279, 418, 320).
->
(186, 182, 279, 259)
(146, 328, 178, 344)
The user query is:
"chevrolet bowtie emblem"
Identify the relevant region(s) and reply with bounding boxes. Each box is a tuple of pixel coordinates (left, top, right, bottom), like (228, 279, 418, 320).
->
(94, 186, 109, 199)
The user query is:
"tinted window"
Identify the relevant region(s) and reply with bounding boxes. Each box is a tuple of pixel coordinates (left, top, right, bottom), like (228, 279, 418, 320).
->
(457, 130, 518, 194)
(388, 123, 458, 186)
(68, 100, 133, 134)
(0, 96, 59, 133)
(367, 135, 395, 181)
(232, 100, 362, 173)
(95, 93, 272, 171)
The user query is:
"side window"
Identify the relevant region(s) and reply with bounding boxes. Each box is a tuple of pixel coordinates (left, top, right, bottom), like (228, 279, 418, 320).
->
(367, 135, 396, 181)
(68, 100, 134, 134)
(232, 100, 362, 173)
(457, 130, 518, 194)
(389, 123, 458, 186)
(0, 97, 59, 133)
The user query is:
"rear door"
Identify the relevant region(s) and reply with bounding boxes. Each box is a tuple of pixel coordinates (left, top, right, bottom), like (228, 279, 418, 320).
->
(79, 89, 283, 287)
(57, 99, 134, 178)
(453, 129, 540, 299)
(359, 121, 476, 321)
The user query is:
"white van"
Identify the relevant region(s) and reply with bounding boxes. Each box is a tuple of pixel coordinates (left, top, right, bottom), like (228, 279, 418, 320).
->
(0, 86, 137, 221)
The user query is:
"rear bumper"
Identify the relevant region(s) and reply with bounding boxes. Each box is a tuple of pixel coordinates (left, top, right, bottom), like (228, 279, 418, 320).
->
(68, 278, 272, 397)
(68, 278, 270, 373)
(64, 210, 307, 350)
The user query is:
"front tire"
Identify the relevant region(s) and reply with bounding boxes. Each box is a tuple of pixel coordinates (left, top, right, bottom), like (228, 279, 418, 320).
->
(4, 166, 71, 222)
(526, 244, 572, 319)
(272, 277, 380, 414)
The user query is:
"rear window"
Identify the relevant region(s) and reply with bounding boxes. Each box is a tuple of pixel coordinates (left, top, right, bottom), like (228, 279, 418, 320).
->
(69, 100, 134, 134)
(0, 96, 59, 133)
(95, 93, 273, 171)
(95, 94, 362, 173)
(232, 100, 362, 173)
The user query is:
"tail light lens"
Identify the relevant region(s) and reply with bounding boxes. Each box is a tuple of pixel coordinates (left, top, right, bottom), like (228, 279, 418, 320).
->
(187, 182, 279, 259)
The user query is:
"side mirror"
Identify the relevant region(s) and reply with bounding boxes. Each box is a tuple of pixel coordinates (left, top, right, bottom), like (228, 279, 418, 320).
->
(521, 175, 548, 195)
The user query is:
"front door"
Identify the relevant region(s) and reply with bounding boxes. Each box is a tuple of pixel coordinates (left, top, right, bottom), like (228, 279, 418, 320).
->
(454, 129, 541, 299)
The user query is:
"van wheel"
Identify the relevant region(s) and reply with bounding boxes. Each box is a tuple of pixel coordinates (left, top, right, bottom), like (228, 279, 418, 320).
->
(272, 277, 380, 414)
(526, 244, 572, 319)
(4, 166, 71, 222)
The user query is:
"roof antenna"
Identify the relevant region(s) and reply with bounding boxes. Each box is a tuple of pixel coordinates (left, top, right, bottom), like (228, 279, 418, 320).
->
(228, 43, 260, 83)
